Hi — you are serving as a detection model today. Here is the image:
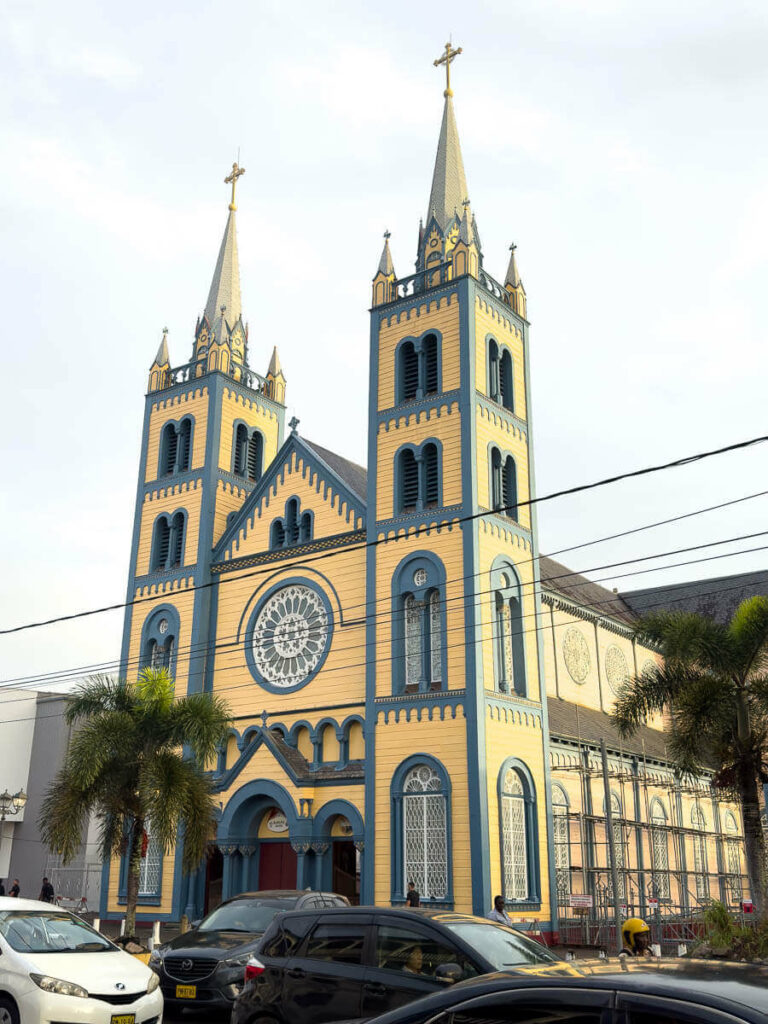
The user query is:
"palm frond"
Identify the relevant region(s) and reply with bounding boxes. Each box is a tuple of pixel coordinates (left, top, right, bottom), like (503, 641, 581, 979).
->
(65, 712, 139, 788)
(728, 596, 768, 680)
(39, 766, 95, 863)
(169, 692, 232, 761)
(64, 675, 134, 725)
(138, 750, 218, 868)
(613, 663, 681, 736)
(633, 611, 731, 673)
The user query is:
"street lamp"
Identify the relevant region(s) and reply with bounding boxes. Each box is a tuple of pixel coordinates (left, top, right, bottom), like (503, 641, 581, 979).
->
(0, 789, 27, 822)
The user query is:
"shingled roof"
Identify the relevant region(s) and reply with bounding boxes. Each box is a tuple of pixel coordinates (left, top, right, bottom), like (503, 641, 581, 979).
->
(304, 439, 368, 503)
(547, 697, 670, 762)
(622, 569, 768, 625)
(540, 555, 637, 627)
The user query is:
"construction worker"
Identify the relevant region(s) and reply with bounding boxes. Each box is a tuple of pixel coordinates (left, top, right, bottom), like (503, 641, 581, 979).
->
(619, 918, 655, 957)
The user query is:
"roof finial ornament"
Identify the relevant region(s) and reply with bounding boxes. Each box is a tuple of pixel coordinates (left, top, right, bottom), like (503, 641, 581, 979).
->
(433, 40, 463, 98)
(289, 416, 300, 435)
(384, 229, 391, 240)
(224, 160, 246, 211)
(509, 242, 517, 251)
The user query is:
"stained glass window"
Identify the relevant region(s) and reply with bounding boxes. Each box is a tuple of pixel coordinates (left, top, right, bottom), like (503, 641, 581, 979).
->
(691, 803, 709, 900)
(552, 786, 570, 898)
(403, 765, 447, 899)
(609, 793, 625, 900)
(650, 801, 670, 899)
(138, 823, 162, 896)
(403, 591, 442, 692)
(501, 769, 528, 901)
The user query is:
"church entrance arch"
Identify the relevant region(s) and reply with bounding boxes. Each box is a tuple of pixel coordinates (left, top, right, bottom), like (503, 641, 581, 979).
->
(215, 780, 305, 903)
(313, 800, 364, 904)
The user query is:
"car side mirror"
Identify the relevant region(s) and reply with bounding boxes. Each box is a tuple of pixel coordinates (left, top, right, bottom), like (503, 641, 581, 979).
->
(190, 919, 201, 929)
(434, 962, 463, 984)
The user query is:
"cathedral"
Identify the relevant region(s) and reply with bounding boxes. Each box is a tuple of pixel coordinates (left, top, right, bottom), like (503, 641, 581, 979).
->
(103, 50, 748, 939)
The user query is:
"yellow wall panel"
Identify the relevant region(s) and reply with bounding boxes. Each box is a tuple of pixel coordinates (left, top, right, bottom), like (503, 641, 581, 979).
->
(144, 388, 210, 484)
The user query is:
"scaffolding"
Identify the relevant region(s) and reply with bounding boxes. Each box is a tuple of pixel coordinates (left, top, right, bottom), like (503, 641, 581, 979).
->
(550, 722, 749, 953)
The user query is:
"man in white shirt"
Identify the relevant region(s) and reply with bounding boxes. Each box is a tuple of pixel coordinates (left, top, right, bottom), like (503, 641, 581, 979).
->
(487, 895, 513, 926)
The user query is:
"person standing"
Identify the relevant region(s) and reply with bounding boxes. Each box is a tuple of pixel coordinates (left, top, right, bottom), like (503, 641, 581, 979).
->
(0, 879, 5, 896)
(405, 881, 420, 907)
(9, 879, 20, 898)
(39, 877, 55, 903)
(488, 895, 513, 926)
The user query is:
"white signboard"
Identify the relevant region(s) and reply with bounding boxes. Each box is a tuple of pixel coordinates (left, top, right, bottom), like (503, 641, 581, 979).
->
(267, 810, 288, 834)
(569, 894, 594, 909)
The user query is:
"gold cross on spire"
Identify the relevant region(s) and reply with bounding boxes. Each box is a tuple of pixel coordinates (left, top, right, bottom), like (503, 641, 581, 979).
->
(224, 161, 246, 211)
(433, 40, 463, 98)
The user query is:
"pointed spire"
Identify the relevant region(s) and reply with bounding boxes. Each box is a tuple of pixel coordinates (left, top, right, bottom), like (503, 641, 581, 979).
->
(205, 209, 242, 330)
(459, 199, 474, 245)
(377, 230, 395, 276)
(267, 345, 282, 377)
(427, 95, 469, 233)
(153, 327, 170, 367)
(505, 243, 521, 288)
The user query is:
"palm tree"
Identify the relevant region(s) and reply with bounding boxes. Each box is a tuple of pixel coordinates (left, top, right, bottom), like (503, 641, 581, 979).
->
(40, 668, 231, 936)
(613, 597, 768, 916)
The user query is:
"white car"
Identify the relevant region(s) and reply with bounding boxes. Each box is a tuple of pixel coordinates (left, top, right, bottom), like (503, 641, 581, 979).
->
(0, 897, 163, 1024)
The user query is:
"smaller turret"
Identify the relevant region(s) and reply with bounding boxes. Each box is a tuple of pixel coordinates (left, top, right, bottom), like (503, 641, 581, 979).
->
(451, 198, 480, 279)
(372, 231, 397, 307)
(505, 244, 527, 319)
(266, 346, 286, 404)
(148, 328, 171, 392)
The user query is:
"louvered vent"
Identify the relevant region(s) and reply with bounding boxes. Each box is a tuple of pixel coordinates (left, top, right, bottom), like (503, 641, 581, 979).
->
(400, 343, 419, 401)
(247, 432, 262, 481)
(271, 520, 286, 549)
(400, 450, 419, 511)
(178, 419, 192, 471)
(154, 519, 170, 570)
(233, 424, 248, 476)
(300, 512, 312, 542)
(502, 457, 517, 519)
(499, 350, 514, 412)
(162, 426, 178, 476)
(423, 445, 439, 507)
(423, 335, 438, 394)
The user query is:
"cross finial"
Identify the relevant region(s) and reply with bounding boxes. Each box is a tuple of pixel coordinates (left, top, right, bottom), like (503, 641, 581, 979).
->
(289, 416, 300, 435)
(509, 242, 517, 252)
(462, 197, 471, 209)
(433, 40, 463, 97)
(224, 161, 246, 211)
(162, 326, 168, 335)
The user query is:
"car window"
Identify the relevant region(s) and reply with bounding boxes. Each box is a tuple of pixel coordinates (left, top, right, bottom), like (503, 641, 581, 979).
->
(437, 1010, 604, 1024)
(441, 921, 557, 969)
(0, 912, 115, 954)
(303, 923, 368, 965)
(260, 916, 313, 958)
(199, 898, 295, 933)
(374, 924, 478, 981)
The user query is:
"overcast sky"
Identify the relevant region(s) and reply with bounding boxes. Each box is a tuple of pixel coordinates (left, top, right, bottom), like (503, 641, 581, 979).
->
(1, 0, 767, 685)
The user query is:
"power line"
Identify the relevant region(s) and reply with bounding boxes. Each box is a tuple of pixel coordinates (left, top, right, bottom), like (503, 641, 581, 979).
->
(3, 431, 768, 638)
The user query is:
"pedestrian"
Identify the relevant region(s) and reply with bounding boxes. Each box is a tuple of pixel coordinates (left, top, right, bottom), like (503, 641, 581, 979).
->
(0, 879, 5, 896)
(619, 918, 655, 958)
(488, 895, 513, 926)
(9, 879, 20, 898)
(405, 880, 420, 907)
(39, 877, 55, 903)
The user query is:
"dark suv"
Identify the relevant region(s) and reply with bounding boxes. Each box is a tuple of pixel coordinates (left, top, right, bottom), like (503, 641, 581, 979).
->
(149, 889, 349, 1012)
(232, 906, 558, 1024)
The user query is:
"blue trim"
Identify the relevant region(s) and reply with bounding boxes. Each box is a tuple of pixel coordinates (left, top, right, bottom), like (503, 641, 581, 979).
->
(390, 753, 453, 906)
(155, 413, 197, 481)
(242, 576, 334, 694)
(230, 418, 265, 480)
(378, 388, 460, 425)
(392, 437, 444, 516)
(393, 328, 443, 405)
(489, 557, 528, 698)
(497, 757, 541, 906)
(138, 603, 181, 677)
(116, 826, 164, 906)
(120, 396, 154, 675)
(389, 550, 448, 695)
(217, 778, 303, 842)
(148, 507, 189, 573)
(313, 799, 364, 842)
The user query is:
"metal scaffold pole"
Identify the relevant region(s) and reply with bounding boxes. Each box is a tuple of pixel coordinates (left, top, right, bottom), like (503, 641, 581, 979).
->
(601, 738, 623, 956)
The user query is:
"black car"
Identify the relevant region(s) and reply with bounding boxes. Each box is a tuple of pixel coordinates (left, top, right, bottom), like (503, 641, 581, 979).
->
(232, 906, 558, 1024)
(328, 958, 768, 1024)
(149, 889, 349, 1012)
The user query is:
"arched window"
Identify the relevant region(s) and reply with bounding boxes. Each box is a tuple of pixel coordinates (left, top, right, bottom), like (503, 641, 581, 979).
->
(233, 423, 249, 476)
(396, 334, 441, 404)
(499, 350, 514, 412)
(609, 792, 625, 899)
(491, 563, 526, 696)
(177, 418, 192, 471)
(502, 456, 517, 520)
(399, 449, 419, 512)
(724, 811, 742, 903)
(169, 512, 185, 568)
(270, 519, 285, 549)
(402, 764, 448, 901)
(140, 606, 179, 677)
(490, 447, 502, 510)
(247, 431, 263, 481)
(422, 444, 439, 507)
(138, 820, 163, 897)
(398, 342, 419, 402)
(152, 517, 171, 571)
(691, 802, 709, 900)
(499, 761, 539, 904)
(488, 339, 500, 402)
(300, 511, 312, 542)
(551, 785, 570, 898)
(393, 555, 446, 694)
(650, 799, 670, 899)
(160, 422, 178, 476)
(285, 499, 299, 545)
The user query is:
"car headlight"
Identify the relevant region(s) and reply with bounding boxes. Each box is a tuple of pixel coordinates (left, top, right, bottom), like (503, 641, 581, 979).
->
(147, 971, 160, 994)
(30, 973, 89, 999)
(220, 952, 251, 969)
(149, 950, 163, 965)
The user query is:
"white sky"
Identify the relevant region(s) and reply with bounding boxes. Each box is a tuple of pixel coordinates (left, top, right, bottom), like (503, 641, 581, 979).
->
(1, 0, 767, 685)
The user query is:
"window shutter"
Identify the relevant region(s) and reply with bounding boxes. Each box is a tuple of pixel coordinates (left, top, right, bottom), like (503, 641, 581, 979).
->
(234, 424, 248, 475)
(247, 432, 262, 481)
(300, 512, 312, 542)
(163, 426, 178, 475)
(423, 335, 438, 394)
(400, 343, 419, 401)
(499, 350, 514, 412)
(286, 500, 300, 544)
(400, 450, 419, 511)
(423, 445, 439, 506)
(488, 340, 500, 402)
(502, 457, 517, 519)
(170, 513, 184, 567)
(178, 419, 192, 471)
(155, 518, 170, 570)
(271, 520, 286, 549)
(491, 448, 502, 509)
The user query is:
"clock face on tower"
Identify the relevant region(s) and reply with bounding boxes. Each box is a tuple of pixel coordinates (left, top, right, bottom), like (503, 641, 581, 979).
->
(247, 581, 332, 692)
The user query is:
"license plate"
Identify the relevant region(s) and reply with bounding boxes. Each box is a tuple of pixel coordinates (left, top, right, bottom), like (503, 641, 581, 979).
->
(176, 984, 197, 999)
(111, 1016, 136, 1024)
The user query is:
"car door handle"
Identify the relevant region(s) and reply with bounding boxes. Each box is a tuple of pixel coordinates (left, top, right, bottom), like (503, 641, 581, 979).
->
(364, 982, 387, 994)
(287, 968, 306, 979)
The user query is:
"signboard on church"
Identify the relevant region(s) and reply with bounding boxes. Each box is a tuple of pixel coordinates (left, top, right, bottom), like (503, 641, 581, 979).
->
(569, 894, 593, 909)
(267, 810, 288, 834)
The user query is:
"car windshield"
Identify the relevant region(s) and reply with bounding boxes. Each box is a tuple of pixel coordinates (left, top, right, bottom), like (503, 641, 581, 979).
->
(198, 899, 296, 933)
(0, 911, 116, 954)
(443, 921, 559, 969)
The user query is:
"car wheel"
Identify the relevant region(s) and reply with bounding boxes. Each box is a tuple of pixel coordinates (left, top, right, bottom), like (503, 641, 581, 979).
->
(0, 998, 20, 1024)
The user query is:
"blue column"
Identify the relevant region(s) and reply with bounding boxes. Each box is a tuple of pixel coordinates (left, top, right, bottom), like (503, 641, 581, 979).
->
(221, 849, 234, 900)
(293, 843, 309, 888)
(313, 843, 329, 890)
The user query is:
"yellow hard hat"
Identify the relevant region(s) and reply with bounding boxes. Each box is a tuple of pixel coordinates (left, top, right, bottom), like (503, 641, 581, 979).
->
(622, 918, 650, 949)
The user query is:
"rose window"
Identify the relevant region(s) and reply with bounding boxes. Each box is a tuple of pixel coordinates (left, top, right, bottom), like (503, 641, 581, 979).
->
(605, 645, 629, 694)
(562, 627, 590, 683)
(250, 584, 330, 690)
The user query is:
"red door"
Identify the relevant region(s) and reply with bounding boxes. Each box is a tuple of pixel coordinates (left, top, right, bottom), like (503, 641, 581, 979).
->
(258, 842, 297, 889)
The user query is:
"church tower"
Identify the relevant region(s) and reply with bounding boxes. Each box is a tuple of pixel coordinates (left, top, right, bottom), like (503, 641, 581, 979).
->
(366, 45, 556, 920)
(120, 165, 287, 697)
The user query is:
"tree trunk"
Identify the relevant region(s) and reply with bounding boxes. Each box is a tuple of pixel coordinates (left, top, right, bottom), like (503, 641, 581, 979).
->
(124, 817, 144, 938)
(737, 761, 767, 917)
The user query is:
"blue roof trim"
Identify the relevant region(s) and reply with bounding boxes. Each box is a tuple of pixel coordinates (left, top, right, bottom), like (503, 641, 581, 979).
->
(212, 433, 368, 563)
